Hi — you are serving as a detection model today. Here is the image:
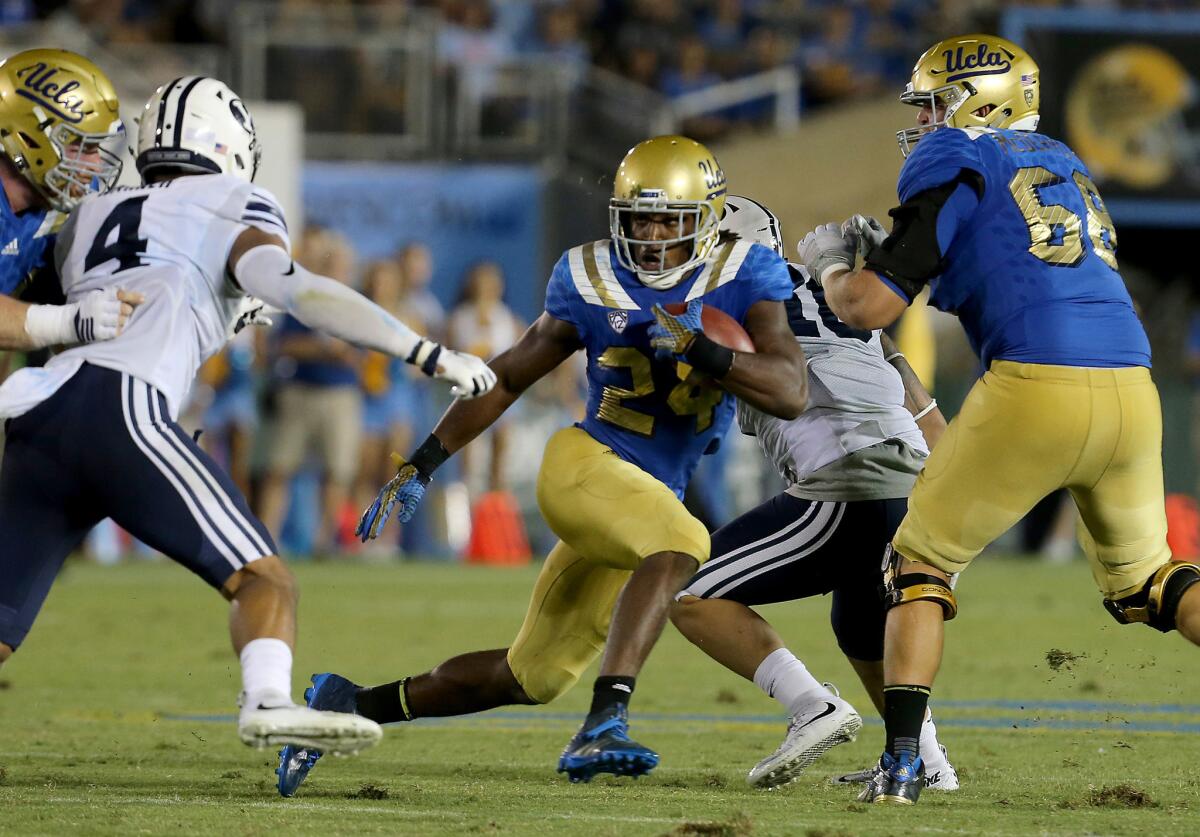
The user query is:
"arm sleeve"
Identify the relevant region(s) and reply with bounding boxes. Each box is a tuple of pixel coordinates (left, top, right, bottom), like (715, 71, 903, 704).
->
(233, 244, 429, 363)
(865, 176, 981, 304)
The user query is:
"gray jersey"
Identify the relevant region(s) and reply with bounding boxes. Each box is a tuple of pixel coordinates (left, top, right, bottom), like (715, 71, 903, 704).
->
(737, 263, 927, 500)
(0, 174, 288, 420)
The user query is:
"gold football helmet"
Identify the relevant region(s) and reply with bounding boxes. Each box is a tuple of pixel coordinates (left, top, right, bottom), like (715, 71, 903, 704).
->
(1066, 44, 1196, 190)
(898, 34, 1041, 156)
(609, 135, 727, 289)
(0, 48, 123, 211)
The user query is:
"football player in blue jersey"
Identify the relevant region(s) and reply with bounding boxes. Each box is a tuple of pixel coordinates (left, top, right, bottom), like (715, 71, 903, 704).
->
(798, 34, 1200, 805)
(276, 135, 808, 795)
(0, 49, 141, 350)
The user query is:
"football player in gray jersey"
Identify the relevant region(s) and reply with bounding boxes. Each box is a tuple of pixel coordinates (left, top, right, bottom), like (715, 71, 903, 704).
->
(670, 196, 958, 791)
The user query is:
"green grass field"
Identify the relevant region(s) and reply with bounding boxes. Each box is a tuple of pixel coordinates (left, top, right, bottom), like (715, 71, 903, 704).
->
(2, 557, 1198, 836)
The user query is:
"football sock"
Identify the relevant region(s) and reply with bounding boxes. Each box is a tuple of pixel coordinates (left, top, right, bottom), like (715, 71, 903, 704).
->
(753, 648, 831, 717)
(883, 684, 930, 765)
(239, 638, 293, 709)
(589, 676, 636, 716)
(356, 678, 413, 724)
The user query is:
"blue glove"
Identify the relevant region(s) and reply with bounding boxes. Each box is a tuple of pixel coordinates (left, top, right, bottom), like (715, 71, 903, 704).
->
(355, 453, 432, 541)
(649, 299, 703, 362)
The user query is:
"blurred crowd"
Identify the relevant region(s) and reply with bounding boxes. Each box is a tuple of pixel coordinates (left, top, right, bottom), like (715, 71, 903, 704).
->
(151, 228, 584, 561)
(22, 0, 1200, 142)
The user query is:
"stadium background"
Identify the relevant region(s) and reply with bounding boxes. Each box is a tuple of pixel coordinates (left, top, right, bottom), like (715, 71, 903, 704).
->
(3, 0, 1198, 563)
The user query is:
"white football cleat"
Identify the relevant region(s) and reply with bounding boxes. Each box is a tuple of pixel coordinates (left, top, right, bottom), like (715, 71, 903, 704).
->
(747, 688, 863, 789)
(238, 703, 383, 755)
(920, 743, 959, 791)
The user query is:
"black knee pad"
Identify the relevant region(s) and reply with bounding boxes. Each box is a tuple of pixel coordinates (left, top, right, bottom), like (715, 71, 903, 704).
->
(1103, 561, 1200, 632)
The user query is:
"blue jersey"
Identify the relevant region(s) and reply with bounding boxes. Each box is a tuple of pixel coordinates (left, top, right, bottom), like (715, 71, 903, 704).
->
(895, 127, 1150, 369)
(545, 237, 793, 496)
(0, 188, 56, 296)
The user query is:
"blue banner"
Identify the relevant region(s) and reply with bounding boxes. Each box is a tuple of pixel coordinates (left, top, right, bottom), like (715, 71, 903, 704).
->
(303, 163, 544, 319)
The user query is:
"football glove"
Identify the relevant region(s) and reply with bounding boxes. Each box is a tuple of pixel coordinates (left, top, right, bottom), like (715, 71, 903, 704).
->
(844, 214, 888, 260)
(355, 453, 431, 541)
(408, 338, 498, 399)
(435, 347, 498, 399)
(649, 299, 702, 361)
(229, 296, 279, 338)
(34, 287, 144, 346)
(798, 222, 857, 284)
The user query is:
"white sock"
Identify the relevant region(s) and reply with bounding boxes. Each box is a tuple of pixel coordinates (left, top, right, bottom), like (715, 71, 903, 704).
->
(753, 647, 832, 717)
(919, 707, 945, 764)
(239, 638, 294, 709)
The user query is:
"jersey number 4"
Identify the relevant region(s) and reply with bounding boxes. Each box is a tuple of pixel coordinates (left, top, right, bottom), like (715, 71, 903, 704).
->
(596, 347, 723, 436)
(1008, 167, 1118, 270)
(85, 196, 150, 273)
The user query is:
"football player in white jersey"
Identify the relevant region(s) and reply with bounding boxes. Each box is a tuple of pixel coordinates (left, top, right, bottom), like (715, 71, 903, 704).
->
(0, 77, 495, 760)
(669, 196, 958, 790)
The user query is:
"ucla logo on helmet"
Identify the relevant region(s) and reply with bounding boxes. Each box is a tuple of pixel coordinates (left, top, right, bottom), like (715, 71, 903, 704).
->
(698, 159, 727, 200)
(14, 62, 86, 124)
(930, 44, 1015, 83)
(607, 310, 629, 334)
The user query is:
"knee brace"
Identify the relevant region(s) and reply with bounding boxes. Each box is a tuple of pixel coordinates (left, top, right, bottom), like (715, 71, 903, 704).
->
(1103, 561, 1200, 633)
(881, 544, 958, 621)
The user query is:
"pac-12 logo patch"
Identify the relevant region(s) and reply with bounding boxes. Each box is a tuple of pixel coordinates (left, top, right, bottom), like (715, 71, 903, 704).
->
(607, 310, 628, 333)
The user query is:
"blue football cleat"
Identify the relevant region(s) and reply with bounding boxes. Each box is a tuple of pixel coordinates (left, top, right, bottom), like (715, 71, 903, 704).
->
(276, 672, 362, 797)
(856, 751, 925, 805)
(557, 704, 659, 783)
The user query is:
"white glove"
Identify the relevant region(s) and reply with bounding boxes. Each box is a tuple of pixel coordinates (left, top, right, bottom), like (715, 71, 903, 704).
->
(432, 346, 497, 399)
(797, 222, 857, 284)
(25, 287, 143, 348)
(844, 214, 888, 260)
(228, 296, 280, 338)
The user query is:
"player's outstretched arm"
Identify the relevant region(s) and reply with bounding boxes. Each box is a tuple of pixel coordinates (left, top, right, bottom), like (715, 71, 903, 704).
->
(822, 268, 910, 332)
(722, 299, 808, 419)
(356, 312, 580, 540)
(228, 228, 495, 398)
(0, 288, 143, 351)
(880, 331, 946, 449)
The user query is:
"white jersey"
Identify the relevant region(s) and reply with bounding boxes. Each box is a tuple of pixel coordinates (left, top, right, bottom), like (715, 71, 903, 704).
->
(0, 174, 289, 420)
(738, 263, 927, 492)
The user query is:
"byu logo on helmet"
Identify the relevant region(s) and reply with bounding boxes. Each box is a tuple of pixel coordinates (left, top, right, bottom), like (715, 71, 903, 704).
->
(136, 76, 261, 183)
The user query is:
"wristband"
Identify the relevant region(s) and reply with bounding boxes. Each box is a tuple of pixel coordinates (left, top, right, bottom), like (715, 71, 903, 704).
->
(24, 303, 77, 348)
(683, 333, 735, 379)
(884, 351, 905, 363)
(407, 339, 443, 377)
(409, 433, 450, 478)
(912, 399, 938, 421)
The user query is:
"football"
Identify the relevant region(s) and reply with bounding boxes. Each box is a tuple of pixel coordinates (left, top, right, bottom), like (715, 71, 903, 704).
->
(664, 302, 756, 353)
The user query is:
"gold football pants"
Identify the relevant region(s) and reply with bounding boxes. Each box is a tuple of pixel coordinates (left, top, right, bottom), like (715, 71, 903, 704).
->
(506, 426, 710, 703)
(894, 361, 1171, 597)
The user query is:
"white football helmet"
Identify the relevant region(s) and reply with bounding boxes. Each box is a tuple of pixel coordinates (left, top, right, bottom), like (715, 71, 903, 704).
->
(720, 194, 785, 256)
(135, 76, 260, 182)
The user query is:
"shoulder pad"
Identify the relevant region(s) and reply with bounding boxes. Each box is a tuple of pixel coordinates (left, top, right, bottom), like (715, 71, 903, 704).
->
(684, 238, 755, 301)
(899, 128, 985, 203)
(563, 239, 639, 310)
